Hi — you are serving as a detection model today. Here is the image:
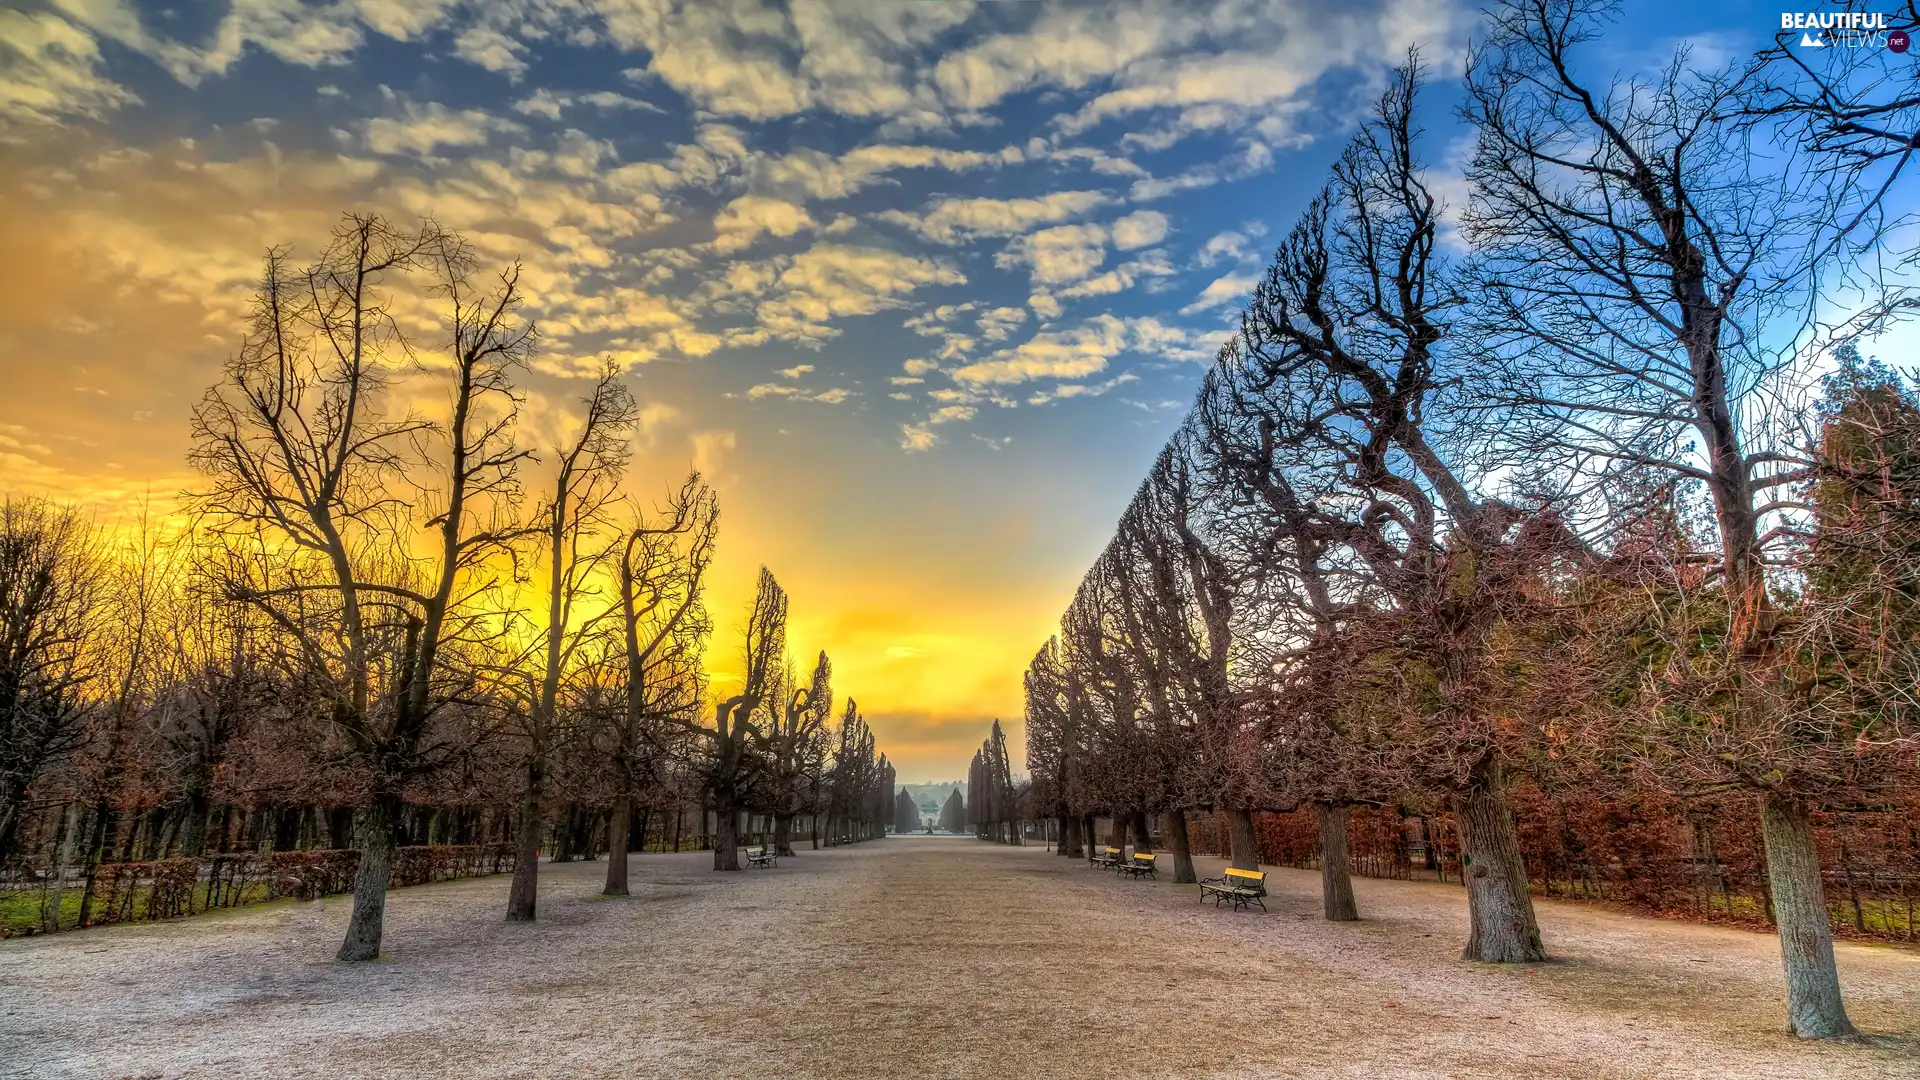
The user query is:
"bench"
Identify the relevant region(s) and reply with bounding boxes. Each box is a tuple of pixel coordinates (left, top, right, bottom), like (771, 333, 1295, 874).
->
(746, 848, 777, 868)
(1198, 867, 1267, 911)
(1121, 852, 1157, 879)
(1089, 846, 1123, 870)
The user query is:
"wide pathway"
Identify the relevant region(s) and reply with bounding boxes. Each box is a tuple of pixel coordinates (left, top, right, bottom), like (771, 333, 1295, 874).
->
(3, 837, 1919, 1079)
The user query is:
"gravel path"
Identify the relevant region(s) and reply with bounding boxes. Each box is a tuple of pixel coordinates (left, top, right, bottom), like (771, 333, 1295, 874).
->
(3, 836, 1918, 1079)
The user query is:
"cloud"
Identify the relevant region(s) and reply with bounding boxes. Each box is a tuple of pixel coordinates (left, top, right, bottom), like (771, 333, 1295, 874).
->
(513, 88, 663, 120)
(361, 101, 522, 158)
(1180, 271, 1258, 314)
(997, 223, 1108, 286)
(1026, 372, 1138, 406)
(691, 429, 736, 479)
(1110, 210, 1169, 250)
(711, 195, 816, 254)
(1027, 141, 1147, 178)
(755, 143, 1022, 202)
(754, 243, 967, 342)
(930, 4, 1179, 113)
(949, 314, 1206, 386)
(1059, 249, 1175, 299)
(50, 0, 446, 86)
(0, 11, 136, 129)
(885, 191, 1112, 244)
(776, 364, 815, 379)
(607, 2, 971, 123)
(994, 209, 1167, 287)
(898, 403, 977, 452)
(746, 382, 854, 403)
(1197, 227, 1262, 267)
(976, 306, 1027, 342)
(452, 22, 529, 76)
(1422, 133, 1476, 253)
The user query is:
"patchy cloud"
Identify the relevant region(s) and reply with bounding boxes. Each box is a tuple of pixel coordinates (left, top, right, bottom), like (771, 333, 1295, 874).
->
(0, 10, 136, 130)
(949, 314, 1196, 386)
(1180, 271, 1258, 314)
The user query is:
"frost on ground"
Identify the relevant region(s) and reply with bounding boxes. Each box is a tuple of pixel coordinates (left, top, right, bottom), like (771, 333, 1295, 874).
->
(3, 836, 1918, 1080)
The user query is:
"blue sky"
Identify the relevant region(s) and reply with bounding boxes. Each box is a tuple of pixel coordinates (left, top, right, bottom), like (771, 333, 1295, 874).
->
(0, 0, 1829, 777)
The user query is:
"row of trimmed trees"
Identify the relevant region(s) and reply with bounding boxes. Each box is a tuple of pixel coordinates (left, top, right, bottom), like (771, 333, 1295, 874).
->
(1, 214, 901, 955)
(937, 788, 967, 833)
(966, 721, 1020, 844)
(893, 788, 922, 834)
(1027, 4, 1920, 1040)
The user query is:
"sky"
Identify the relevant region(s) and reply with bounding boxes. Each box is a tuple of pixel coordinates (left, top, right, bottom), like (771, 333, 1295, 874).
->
(0, 0, 1805, 780)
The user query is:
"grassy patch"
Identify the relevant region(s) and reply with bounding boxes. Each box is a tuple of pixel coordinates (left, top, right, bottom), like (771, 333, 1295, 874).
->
(0, 888, 83, 934)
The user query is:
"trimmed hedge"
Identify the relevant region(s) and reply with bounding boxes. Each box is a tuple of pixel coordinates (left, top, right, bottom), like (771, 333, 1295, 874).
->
(7, 843, 516, 934)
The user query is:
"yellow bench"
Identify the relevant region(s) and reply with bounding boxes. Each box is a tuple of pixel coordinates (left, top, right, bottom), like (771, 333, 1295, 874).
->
(1089, 846, 1124, 869)
(1198, 867, 1267, 911)
(1121, 852, 1157, 879)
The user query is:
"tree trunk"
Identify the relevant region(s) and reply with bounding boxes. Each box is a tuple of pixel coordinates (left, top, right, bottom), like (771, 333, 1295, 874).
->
(1227, 807, 1258, 871)
(1165, 808, 1197, 884)
(1055, 816, 1073, 857)
(712, 805, 740, 871)
(1454, 764, 1546, 963)
(44, 804, 77, 933)
(1760, 793, 1856, 1039)
(1318, 802, 1359, 922)
(337, 795, 398, 962)
(1130, 810, 1153, 854)
(603, 796, 630, 897)
(1081, 815, 1096, 855)
(76, 805, 110, 929)
(0, 776, 30, 869)
(773, 813, 795, 857)
(506, 759, 544, 921)
(326, 806, 354, 851)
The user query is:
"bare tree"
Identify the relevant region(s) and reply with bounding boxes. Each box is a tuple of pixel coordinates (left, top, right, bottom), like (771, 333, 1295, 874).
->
(761, 650, 832, 856)
(1234, 57, 1550, 961)
(504, 363, 636, 922)
(1023, 637, 1087, 858)
(1194, 354, 1380, 921)
(692, 567, 786, 871)
(1462, 0, 1895, 1032)
(0, 499, 101, 868)
(603, 473, 716, 896)
(188, 213, 534, 961)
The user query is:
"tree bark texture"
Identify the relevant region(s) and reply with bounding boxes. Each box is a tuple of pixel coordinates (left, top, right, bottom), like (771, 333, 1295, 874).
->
(1454, 766, 1546, 963)
(773, 812, 795, 857)
(336, 795, 398, 962)
(1317, 802, 1359, 922)
(506, 759, 544, 921)
(603, 796, 630, 897)
(1129, 809, 1153, 854)
(1165, 808, 1197, 884)
(1227, 807, 1259, 871)
(712, 805, 740, 871)
(1760, 793, 1856, 1039)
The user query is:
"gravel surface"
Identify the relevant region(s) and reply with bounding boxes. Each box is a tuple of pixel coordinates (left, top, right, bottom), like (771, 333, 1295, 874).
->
(3, 836, 1918, 1079)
